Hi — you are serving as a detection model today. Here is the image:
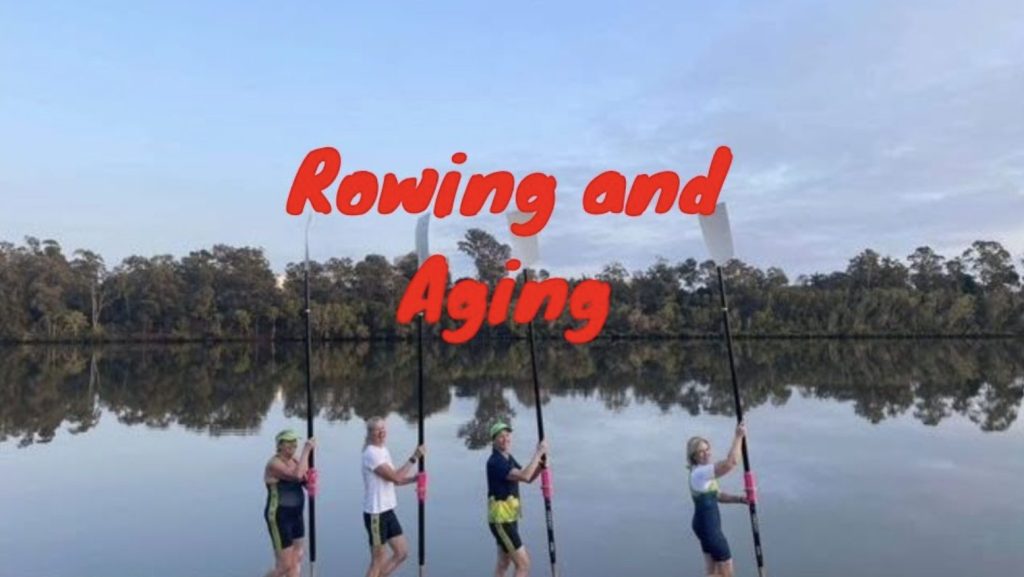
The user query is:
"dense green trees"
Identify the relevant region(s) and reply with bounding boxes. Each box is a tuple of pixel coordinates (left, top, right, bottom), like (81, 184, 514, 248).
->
(2, 233, 1024, 341)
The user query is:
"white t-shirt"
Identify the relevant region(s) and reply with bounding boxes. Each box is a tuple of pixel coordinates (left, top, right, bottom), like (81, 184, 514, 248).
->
(362, 444, 398, 514)
(689, 463, 719, 494)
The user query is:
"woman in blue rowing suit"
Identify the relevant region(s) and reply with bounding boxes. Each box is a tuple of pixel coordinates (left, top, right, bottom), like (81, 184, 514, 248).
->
(263, 429, 316, 577)
(686, 421, 748, 577)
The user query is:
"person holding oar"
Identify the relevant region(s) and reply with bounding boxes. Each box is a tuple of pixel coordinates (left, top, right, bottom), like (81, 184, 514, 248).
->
(362, 417, 425, 577)
(263, 429, 317, 577)
(699, 202, 769, 577)
(686, 421, 750, 577)
(503, 211, 561, 577)
(487, 421, 549, 577)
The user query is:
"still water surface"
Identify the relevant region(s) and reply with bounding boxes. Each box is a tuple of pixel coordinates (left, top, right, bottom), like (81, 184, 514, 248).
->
(3, 340, 1023, 577)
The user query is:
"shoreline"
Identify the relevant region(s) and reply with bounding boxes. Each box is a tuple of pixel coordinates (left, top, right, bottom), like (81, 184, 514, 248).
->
(3, 332, 1022, 345)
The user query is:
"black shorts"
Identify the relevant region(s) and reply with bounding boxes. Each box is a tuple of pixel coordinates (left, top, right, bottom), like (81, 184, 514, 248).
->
(694, 528, 731, 562)
(364, 509, 403, 548)
(266, 506, 305, 552)
(489, 522, 523, 554)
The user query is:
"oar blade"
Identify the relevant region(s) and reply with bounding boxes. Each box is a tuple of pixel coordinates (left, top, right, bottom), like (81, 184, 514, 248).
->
(506, 212, 540, 267)
(415, 214, 431, 266)
(699, 202, 735, 265)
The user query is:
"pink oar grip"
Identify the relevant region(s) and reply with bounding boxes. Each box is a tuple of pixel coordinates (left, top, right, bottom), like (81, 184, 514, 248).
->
(305, 468, 319, 497)
(744, 471, 757, 504)
(417, 472, 428, 502)
(541, 468, 553, 499)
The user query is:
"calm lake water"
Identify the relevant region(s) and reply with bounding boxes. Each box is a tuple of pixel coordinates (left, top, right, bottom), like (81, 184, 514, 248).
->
(3, 339, 1023, 577)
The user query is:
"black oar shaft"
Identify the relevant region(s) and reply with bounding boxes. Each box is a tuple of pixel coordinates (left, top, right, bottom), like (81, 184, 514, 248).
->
(527, 321, 545, 441)
(303, 244, 317, 566)
(524, 269, 557, 577)
(417, 314, 426, 576)
(715, 266, 765, 577)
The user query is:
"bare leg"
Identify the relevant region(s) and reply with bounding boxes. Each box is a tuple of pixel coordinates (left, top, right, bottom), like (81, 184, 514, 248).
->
(703, 554, 716, 576)
(264, 545, 292, 577)
(495, 548, 512, 577)
(379, 535, 409, 577)
(289, 541, 304, 577)
(714, 559, 734, 577)
(509, 546, 531, 577)
(366, 544, 388, 577)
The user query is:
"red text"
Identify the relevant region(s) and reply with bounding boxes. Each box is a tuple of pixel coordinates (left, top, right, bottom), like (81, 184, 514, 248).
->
(397, 255, 611, 345)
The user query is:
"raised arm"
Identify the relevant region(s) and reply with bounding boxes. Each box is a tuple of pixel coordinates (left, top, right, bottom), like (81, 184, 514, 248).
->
(507, 441, 548, 483)
(713, 422, 746, 478)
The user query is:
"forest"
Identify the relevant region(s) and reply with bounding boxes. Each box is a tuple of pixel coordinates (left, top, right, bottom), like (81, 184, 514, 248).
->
(1, 231, 1022, 342)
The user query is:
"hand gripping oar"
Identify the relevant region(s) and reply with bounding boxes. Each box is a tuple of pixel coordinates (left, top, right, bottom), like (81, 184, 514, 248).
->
(699, 203, 767, 577)
(507, 212, 558, 577)
(414, 214, 430, 577)
(303, 215, 319, 576)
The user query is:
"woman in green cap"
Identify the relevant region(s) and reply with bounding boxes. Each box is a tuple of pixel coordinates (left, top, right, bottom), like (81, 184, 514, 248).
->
(486, 421, 547, 577)
(263, 429, 316, 577)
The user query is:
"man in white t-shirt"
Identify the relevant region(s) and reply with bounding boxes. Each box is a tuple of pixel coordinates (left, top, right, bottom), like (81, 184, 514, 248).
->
(362, 417, 424, 577)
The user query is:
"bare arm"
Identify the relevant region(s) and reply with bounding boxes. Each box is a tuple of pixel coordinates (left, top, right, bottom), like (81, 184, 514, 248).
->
(527, 451, 550, 482)
(507, 441, 548, 483)
(527, 461, 545, 483)
(374, 463, 415, 485)
(717, 492, 749, 505)
(373, 445, 424, 486)
(268, 440, 316, 482)
(714, 422, 746, 478)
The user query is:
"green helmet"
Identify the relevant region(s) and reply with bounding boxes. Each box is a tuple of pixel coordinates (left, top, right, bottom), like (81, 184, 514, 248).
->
(489, 422, 513, 439)
(275, 429, 300, 444)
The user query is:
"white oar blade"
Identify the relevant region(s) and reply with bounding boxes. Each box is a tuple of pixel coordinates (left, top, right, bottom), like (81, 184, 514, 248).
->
(415, 214, 430, 265)
(506, 212, 539, 267)
(699, 202, 735, 265)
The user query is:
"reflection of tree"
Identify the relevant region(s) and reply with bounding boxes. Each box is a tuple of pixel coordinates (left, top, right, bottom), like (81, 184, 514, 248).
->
(962, 379, 1024, 432)
(0, 347, 99, 446)
(3, 339, 1024, 448)
(457, 383, 515, 450)
(99, 345, 283, 434)
(278, 340, 453, 425)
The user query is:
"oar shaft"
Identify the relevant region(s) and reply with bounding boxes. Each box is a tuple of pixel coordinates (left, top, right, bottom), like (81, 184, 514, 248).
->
(416, 314, 426, 573)
(527, 319, 546, 442)
(303, 244, 317, 565)
(523, 269, 557, 577)
(715, 266, 764, 575)
(543, 498, 557, 577)
(715, 267, 751, 468)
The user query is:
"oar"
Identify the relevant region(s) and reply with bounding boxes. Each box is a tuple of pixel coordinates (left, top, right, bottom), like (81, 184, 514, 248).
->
(506, 212, 558, 577)
(414, 214, 430, 577)
(302, 215, 318, 576)
(698, 202, 767, 577)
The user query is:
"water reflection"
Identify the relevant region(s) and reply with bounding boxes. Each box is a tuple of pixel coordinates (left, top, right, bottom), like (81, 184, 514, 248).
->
(3, 339, 1022, 448)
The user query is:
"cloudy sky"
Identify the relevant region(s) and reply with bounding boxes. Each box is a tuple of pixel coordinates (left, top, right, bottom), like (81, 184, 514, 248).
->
(2, 0, 1022, 280)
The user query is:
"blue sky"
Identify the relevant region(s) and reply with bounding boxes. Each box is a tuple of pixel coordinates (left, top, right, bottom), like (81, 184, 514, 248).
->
(2, 0, 1022, 279)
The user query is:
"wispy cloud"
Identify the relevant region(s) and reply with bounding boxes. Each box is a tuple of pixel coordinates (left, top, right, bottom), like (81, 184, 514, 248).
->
(497, 0, 1024, 276)
(2, 1, 1021, 278)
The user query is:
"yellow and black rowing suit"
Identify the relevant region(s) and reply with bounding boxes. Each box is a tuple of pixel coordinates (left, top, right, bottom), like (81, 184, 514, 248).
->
(265, 476, 305, 552)
(487, 449, 523, 554)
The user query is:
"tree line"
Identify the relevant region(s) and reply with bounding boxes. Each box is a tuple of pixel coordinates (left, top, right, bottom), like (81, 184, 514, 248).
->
(2, 233, 1023, 342)
(3, 339, 1021, 448)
